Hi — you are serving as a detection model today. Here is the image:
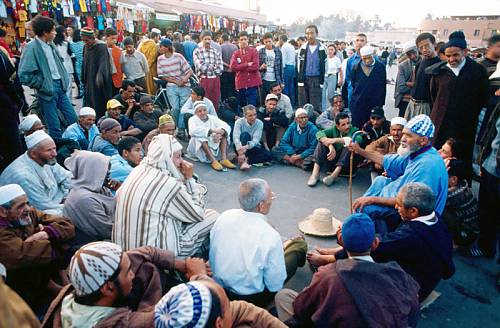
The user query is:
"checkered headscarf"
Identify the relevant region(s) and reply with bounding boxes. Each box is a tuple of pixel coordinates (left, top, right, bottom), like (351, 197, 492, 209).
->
(405, 114, 435, 138)
(154, 281, 212, 328)
(69, 242, 123, 296)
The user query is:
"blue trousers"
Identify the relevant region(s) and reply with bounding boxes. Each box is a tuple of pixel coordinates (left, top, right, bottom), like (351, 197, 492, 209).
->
(38, 79, 77, 138)
(237, 86, 258, 107)
(283, 65, 296, 106)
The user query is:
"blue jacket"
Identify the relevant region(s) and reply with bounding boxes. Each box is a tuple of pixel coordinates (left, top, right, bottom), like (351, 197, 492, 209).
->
(62, 123, 100, 150)
(89, 136, 118, 157)
(279, 122, 318, 158)
(109, 154, 133, 183)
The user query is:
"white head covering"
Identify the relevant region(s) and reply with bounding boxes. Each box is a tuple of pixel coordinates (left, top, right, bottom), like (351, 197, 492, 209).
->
(403, 40, 417, 54)
(18, 114, 41, 134)
(144, 134, 184, 180)
(390, 117, 407, 127)
(69, 241, 123, 296)
(25, 130, 53, 149)
(79, 107, 96, 117)
(193, 101, 207, 112)
(0, 184, 26, 206)
(151, 28, 162, 34)
(405, 114, 435, 138)
(295, 108, 308, 118)
(154, 281, 212, 328)
(360, 45, 375, 57)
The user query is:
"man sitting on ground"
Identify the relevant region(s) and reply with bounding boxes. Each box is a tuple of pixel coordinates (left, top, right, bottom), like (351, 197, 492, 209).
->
(89, 118, 121, 156)
(276, 213, 420, 327)
(219, 96, 243, 138)
(0, 184, 75, 314)
(210, 179, 307, 307)
(348, 114, 448, 233)
(233, 105, 273, 170)
(307, 112, 363, 187)
(272, 108, 318, 171)
(316, 93, 351, 130)
(133, 95, 163, 137)
(0, 130, 72, 215)
(42, 241, 210, 327)
(187, 101, 236, 171)
(270, 82, 294, 120)
(100, 99, 142, 138)
(112, 79, 141, 118)
(362, 106, 391, 144)
(62, 107, 100, 150)
(180, 86, 217, 133)
(438, 137, 457, 167)
(257, 94, 289, 150)
(142, 114, 176, 154)
(110, 137, 143, 183)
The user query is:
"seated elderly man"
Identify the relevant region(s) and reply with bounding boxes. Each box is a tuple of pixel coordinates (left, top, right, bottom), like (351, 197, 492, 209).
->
(0, 130, 72, 215)
(180, 86, 217, 133)
(0, 184, 75, 313)
(113, 134, 218, 257)
(142, 114, 176, 154)
(307, 112, 364, 187)
(272, 108, 318, 171)
(316, 93, 351, 130)
(42, 241, 210, 327)
(100, 99, 142, 138)
(133, 95, 163, 136)
(63, 151, 121, 249)
(309, 183, 455, 303)
(361, 106, 391, 144)
(275, 213, 420, 327)
(110, 137, 143, 183)
(270, 82, 294, 120)
(233, 105, 273, 170)
(365, 116, 407, 180)
(210, 178, 307, 307)
(89, 118, 121, 156)
(187, 101, 236, 171)
(62, 107, 100, 150)
(154, 275, 287, 328)
(257, 94, 289, 150)
(349, 114, 448, 233)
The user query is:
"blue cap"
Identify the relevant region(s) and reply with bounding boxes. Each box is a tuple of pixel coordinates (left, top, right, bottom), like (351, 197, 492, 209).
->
(342, 213, 375, 253)
(405, 114, 435, 138)
(159, 38, 173, 47)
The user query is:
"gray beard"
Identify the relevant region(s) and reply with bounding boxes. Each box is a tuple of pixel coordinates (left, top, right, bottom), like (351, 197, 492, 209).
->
(46, 158, 57, 166)
(397, 143, 420, 157)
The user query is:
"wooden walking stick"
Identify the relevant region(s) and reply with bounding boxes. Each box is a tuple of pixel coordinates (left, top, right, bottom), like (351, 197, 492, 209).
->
(349, 131, 365, 214)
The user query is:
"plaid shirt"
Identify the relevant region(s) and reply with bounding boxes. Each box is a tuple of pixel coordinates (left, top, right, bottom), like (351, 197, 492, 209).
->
(258, 46, 284, 84)
(193, 46, 223, 78)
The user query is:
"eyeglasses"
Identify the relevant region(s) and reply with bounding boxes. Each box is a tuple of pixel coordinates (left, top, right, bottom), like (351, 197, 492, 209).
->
(271, 192, 277, 200)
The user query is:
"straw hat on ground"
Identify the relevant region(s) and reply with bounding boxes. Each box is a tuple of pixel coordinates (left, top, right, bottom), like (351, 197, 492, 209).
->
(298, 208, 342, 237)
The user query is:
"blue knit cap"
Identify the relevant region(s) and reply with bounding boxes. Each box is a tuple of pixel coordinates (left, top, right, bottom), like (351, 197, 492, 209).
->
(445, 31, 467, 50)
(342, 213, 375, 253)
(405, 114, 435, 138)
(160, 38, 173, 47)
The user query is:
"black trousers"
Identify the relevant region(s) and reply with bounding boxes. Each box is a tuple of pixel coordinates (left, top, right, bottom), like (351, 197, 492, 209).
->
(478, 168, 500, 258)
(220, 71, 236, 102)
(397, 101, 409, 118)
(313, 143, 359, 174)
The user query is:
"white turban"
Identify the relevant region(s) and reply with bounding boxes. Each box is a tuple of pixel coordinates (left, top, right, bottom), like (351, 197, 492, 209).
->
(25, 130, 53, 149)
(295, 108, 308, 118)
(402, 40, 417, 54)
(193, 101, 207, 112)
(360, 45, 375, 57)
(79, 107, 96, 117)
(151, 28, 161, 34)
(19, 114, 42, 134)
(390, 117, 407, 127)
(0, 184, 26, 206)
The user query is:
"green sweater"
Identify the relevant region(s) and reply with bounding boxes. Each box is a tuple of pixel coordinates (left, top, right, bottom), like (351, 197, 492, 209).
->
(316, 126, 363, 152)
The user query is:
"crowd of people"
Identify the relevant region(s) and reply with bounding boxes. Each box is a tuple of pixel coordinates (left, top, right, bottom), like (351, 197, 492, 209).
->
(0, 12, 499, 328)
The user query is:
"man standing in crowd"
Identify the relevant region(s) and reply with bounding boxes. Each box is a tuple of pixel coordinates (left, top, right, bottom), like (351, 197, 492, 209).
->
(345, 33, 367, 107)
(183, 33, 199, 67)
(220, 33, 238, 102)
(230, 31, 262, 107)
(81, 27, 114, 118)
(297, 25, 327, 112)
(394, 42, 418, 117)
(405, 32, 441, 120)
(18, 15, 77, 139)
(193, 31, 224, 109)
(349, 45, 386, 128)
(259, 32, 283, 105)
(121, 37, 149, 91)
(428, 31, 489, 181)
(279, 34, 297, 106)
(104, 27, 123, 95)
(138, 28, 161, 95)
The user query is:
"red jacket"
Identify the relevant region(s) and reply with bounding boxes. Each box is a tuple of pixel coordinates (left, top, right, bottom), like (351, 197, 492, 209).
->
(230, 46, 262, 90)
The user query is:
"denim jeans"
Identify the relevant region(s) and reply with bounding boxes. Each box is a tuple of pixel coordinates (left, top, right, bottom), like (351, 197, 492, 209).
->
(283, 65, 296, 106)
(237, 86, 258, 107)
(38, 79, 77, 138)
(322, 74, 337, 112)
(166, 84, 191, 127)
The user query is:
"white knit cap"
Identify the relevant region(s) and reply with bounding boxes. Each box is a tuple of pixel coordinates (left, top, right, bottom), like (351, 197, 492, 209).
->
(193, 101, 207, 112)
(69, 241, 123, 296)
(295, 108, 308, 117)
(151, 28, 161, 34)
(390, 117, 407, 127)
(360, 45, 375, 57)
(19, 114, 42, 134)
(79, 107, 96, 117)
(25, 130, 53, 149)
(0, 184, 26, 206)
(402, 40, 417, 54)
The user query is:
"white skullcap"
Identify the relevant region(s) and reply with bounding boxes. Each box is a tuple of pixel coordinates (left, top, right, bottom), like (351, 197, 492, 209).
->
(151, 28, 161, 34)
(402, 40, 417, 54)
(193, 100, 207, 112)
(79, 107, 96, 117)
(0, 184, 26, 206)
(19, 114, 42, 134)
(69, 241, 123, 296)
(295, 108, 308, 117)
(391, 117, 407, 127)
(360, 45, 375, 57)
(25, 130, 53, 149)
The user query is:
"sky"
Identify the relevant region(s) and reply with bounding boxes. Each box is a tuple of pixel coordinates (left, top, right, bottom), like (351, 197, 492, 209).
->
(217, 0, 500, 28)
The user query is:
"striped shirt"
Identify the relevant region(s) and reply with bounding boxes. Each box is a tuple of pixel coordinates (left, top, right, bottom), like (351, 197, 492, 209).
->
(193, 46, 223, 78)
(157, 53, 192, 86)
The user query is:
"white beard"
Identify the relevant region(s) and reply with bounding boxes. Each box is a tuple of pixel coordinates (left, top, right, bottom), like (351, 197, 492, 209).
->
(397, 143, 421, 157)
